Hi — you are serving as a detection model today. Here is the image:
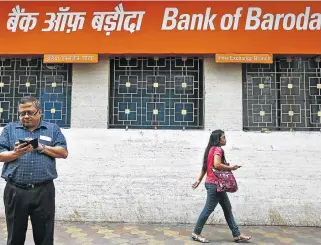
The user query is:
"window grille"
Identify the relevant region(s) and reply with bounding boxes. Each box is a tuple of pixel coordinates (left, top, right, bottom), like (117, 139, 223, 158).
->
(243, 56, 321, 131)
(109, 57, 204, 129)
(0, 58, 72, 128)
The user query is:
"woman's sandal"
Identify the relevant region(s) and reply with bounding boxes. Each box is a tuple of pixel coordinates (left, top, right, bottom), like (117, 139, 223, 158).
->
(234, 234, 252, 243)
(191, 233, 210, 243)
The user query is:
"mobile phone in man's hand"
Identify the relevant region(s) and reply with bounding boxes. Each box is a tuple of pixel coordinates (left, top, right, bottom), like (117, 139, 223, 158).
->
(19, 138, 38, 149)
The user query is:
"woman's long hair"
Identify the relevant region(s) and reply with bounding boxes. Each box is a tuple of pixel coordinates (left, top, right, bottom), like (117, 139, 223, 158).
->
(202, 130, 225, 173)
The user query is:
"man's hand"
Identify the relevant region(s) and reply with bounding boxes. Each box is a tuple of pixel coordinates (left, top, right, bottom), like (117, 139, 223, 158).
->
(13, 142, 33, 156)
(192, 180, 201, 189)
(36, 143, 44, 152)
(0, 142, 33, 163)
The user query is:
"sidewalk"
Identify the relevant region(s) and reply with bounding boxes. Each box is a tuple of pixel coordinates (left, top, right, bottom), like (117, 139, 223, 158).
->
(0, 219, 320, 244)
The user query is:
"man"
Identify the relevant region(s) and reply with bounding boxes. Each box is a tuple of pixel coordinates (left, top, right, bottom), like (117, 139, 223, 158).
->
(0, 96, 68, 245)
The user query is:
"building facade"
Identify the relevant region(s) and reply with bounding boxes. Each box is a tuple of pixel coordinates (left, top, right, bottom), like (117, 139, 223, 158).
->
(0, 1, 320, 226)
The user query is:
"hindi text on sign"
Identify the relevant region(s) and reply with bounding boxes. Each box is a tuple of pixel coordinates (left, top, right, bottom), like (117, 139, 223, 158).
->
(42, 7, 86, 33)
(7, 5, 39, 32)
(44, 54, 98, 63)
(92, 3, 145, 36)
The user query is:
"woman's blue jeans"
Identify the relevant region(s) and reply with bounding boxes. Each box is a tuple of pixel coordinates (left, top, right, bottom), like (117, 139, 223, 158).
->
(193, 183, 241, 237)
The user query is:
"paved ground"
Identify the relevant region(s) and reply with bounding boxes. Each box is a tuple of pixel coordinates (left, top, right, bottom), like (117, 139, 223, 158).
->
(0, 219, 320, 244)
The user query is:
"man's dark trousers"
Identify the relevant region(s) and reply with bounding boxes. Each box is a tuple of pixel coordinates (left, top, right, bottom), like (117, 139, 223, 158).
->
(3, 180, 55, 245)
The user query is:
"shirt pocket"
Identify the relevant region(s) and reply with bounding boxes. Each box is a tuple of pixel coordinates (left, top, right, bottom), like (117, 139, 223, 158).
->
(39, 134, 54, 147)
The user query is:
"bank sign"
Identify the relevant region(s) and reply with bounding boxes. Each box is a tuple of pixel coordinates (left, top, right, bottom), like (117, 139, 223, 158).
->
(0, 1, 321, 54)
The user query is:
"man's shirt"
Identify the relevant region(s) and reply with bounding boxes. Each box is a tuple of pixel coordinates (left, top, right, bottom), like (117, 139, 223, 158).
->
(0, 120, 67, 184)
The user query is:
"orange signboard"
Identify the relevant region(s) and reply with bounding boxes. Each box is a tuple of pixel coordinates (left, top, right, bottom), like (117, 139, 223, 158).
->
(43, 54, 98, 63)
(216, 53, 273, 63)
(0, 1, 321, 55)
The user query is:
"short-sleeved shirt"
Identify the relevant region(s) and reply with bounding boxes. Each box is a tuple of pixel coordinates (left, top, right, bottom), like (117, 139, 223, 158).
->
(205, 146, 224, 184)
(0, 120, 67, 185)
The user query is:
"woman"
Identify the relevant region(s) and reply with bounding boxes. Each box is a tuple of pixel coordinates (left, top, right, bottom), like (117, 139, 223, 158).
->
(191, 130, 251, 243)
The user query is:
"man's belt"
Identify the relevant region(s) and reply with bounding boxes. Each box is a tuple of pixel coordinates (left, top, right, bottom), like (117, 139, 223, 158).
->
(7, 178, 53, 190)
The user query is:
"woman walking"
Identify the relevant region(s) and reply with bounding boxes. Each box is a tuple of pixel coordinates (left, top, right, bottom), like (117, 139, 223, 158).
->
(191, 130, 251, 243)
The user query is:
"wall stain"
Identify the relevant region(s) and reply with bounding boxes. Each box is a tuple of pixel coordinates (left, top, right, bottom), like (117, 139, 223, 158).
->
(269, 209, 286, 226)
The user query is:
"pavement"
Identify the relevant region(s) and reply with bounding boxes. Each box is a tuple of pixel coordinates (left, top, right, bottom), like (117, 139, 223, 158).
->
(0, 219, 320, 244)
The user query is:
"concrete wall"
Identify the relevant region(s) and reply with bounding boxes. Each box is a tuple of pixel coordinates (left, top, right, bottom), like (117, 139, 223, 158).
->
(0, 57, 320, 226)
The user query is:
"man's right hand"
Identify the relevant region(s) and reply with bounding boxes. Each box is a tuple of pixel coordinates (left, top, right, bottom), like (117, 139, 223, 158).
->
(13, 142, 33, 156)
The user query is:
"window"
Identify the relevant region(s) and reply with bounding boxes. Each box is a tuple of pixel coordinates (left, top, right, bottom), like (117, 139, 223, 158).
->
(243, 56, 321, 131)
(109, 57, 204, 129)
(0, 58, 72, 128)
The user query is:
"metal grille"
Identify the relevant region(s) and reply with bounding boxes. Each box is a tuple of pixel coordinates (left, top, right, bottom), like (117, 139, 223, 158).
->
(243, 56, 321, 131)
(109, 57, 204, 129)
(0, 58, 72, 128)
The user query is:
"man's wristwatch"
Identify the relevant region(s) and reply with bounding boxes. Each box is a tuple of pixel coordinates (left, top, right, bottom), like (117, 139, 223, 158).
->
(38, 143, 46, 154)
